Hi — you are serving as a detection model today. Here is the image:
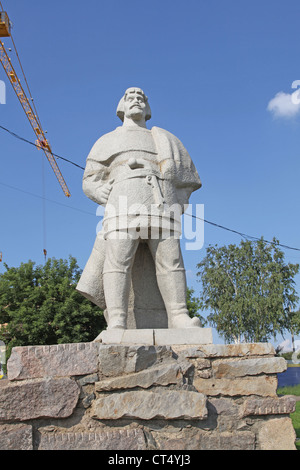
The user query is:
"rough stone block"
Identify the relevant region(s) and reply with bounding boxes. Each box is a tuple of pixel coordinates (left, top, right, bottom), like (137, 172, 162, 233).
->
(200, 431, 256, 450)
(208, 398, 240, 417)
(152, 429, 255, 450)
(197, 369, 212, 379)
(38, 428, 147, 450)
(95, 361, 190, 391)
(92, 390, 207, 420)
(149, 430, 201, 451)
(0, 424, 33, 450)
(7, 342, 99, 380)
(194, 375, 278, 397)
(194, 358, 211, 369)
(257, 417, 296, 450)
(99, 344, 173, 377)
(241, 396, 296, 417)
(77, 373, 99, 387)
(0, 377, 79, 421)
(212, 357, 287, 378)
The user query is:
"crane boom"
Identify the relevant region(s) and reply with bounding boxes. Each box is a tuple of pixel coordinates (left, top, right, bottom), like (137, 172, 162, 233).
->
(0, 12, 70, 197)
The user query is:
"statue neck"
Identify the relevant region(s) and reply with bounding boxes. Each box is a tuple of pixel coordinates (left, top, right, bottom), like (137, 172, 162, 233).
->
(122, 116, 147, 129)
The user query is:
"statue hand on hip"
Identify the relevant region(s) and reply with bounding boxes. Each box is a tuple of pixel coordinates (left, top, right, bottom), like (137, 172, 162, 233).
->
(96, 179, 114, 205)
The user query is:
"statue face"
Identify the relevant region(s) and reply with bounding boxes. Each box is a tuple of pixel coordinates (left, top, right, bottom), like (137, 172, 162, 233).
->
(123, 88, 147, 121)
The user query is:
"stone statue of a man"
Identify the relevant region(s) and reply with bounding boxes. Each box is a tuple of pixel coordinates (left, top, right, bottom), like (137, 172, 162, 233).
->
(77, 87, 202, 331)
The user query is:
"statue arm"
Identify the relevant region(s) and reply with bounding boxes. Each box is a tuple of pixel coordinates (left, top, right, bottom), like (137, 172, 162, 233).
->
(152, 127, 202, 207)
(82, 155, 112, 206)
(82, 130, 119, 205)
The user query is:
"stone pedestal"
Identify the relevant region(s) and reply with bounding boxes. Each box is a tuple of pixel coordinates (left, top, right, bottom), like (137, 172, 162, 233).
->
(0, 341, 297, 450)
(96, 327, 213, 345)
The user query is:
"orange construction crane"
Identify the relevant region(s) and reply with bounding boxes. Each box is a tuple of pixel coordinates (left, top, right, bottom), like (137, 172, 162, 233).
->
(0, 6, 70, 197)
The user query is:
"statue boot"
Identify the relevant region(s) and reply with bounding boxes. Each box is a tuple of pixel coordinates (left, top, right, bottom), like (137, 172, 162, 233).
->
(103, 272, 130, 329)
(156, 271, 201, 329)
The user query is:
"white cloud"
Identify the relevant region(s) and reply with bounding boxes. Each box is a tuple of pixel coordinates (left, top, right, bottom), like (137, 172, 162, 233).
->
(267, 89, 300, 118)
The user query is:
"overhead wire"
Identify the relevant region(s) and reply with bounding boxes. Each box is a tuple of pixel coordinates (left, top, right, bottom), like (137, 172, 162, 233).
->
(0, 124, 84, 169)
(185, 214, 300, 252)
(1, 124, 300, 253)
(0, 181, 94, 216)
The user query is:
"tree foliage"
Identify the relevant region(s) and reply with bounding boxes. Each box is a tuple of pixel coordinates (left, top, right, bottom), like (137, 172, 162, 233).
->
(197, 238, 299, 343)
(186, 287, 206, 325)
(0, 257, 105, 357)
(291, 310, 300, 333)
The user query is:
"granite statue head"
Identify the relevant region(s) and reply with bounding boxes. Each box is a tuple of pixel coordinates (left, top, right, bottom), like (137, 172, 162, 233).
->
(116, 87, 152, 123)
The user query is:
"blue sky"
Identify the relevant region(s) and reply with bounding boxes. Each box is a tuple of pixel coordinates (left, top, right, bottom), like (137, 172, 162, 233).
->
(1, 0, 300, 348)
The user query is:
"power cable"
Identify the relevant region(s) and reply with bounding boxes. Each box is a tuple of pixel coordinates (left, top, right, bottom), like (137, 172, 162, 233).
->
(186, 214, 300, 252)
(0, 181, 94, 216)
(0, 124, 84, 169)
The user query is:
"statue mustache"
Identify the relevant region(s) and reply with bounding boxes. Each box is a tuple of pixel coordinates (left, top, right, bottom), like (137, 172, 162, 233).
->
(129, 103, 143, 110)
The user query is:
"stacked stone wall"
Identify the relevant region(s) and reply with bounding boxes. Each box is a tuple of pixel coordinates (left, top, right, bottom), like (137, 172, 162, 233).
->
(0, 342, 296, 450)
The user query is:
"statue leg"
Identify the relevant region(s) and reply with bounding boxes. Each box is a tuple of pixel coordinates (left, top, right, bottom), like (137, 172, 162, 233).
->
(103, 235, 139, 329)
(148, 237, 201, 328)
(103, 272, 131, 329)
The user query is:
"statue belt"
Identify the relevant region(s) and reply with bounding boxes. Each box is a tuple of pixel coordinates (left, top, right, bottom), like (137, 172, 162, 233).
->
(113, 170, 165, 209)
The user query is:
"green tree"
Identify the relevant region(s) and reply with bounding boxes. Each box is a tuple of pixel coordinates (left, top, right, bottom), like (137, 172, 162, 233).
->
(0, 257, 105, 357)
(289, 308, 300, 352)
(196, 238, 299, 343)
(186, 287, 206, 325)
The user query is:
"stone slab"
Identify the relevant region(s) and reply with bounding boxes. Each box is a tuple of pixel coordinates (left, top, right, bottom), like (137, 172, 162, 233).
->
(241, 396, 296, 417)
(257, 417, 297, 450)
(7, 342, 99, 381)
(150, 429, 255, 450)
(97, 328, 213, 345)
(92, 390, 207, 420)
(98, 344, 173, 376)
(212, 357, 287, 378)
(0, 424, 33, 450)
(199, 431, 256, 450)
(0, 377, 80, 421)
(95, 361, 190, 391)
(38, 428, 147, 450)
(194, 375, 278, 397)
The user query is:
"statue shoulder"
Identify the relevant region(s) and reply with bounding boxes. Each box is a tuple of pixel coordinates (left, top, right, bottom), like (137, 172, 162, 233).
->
(151, 126, 187, 150)
(152, 126, 177, 140)
(88, 127, 122, 161)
